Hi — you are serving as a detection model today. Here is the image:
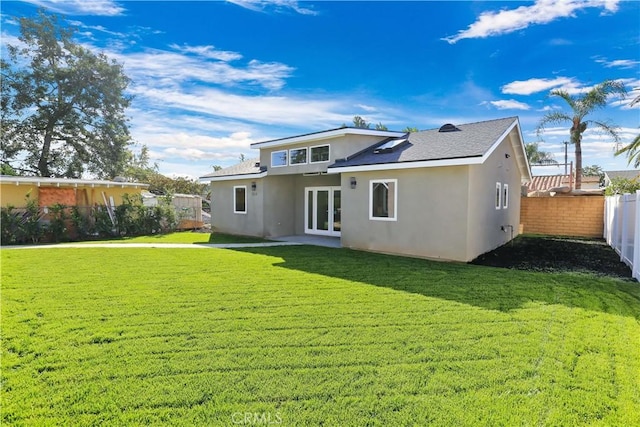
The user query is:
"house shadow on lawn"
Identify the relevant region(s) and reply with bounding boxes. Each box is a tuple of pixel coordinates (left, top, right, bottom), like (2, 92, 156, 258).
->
(232, 242, 640, 320)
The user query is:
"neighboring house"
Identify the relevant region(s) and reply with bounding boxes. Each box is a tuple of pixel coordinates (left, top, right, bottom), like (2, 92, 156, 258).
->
(0, 176, 148, 209)
(604, 170, 640, 187)
(525, 174, 601, 194)
(201, 117, 531, 262)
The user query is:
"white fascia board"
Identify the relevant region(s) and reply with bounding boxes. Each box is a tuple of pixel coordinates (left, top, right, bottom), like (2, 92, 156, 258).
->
(250, 128, 404, 150)
(327, 157, 484, 174)
(200, 172, 267, 183)
(0, 176, 149, 188)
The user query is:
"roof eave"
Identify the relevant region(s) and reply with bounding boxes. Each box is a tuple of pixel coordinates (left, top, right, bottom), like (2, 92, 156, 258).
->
(250, 128, 405, 150)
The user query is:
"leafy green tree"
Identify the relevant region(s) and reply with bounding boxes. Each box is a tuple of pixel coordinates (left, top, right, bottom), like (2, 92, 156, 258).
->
(582, 164, 604, 186)
(403, 126, 419, 133)
(1, 9, 132, 178)
(525, 142, 558, 165)
(537, 80, 626, 189)
(375, 122, 388, 131)
(352, 116, 371, 129)
(604, 176, 640, 196)
(615, 133, 640, 168)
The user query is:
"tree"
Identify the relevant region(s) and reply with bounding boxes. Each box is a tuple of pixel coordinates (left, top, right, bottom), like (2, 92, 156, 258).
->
(352, 116, 371, 129)
(582, 164, 604, 186)
(525, 142, 557, 165)
(1, 9, 132, 178)
(374, 122, 388, 131)
(403, 126, 419, 133)
(537, 80, 627, 189)
(614, 95, 640, 167)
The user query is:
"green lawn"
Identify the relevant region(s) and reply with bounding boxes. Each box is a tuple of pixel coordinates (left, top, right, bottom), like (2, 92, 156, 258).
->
(2, 246, 639, 426)
(66, 231, 271, 245)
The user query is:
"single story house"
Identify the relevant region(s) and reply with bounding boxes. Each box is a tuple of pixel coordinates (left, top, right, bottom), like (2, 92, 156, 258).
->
(201, 116, 532, 262)
(0, 176, 148, 209)
(525, 174, 601, 195)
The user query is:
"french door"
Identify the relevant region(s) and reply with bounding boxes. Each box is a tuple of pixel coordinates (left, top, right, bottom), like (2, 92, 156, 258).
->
(305, 186, 341, 236)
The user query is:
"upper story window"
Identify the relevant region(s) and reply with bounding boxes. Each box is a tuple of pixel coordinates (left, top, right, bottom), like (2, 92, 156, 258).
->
(310, 145, 330, 163)
(289, 148, 308, 165)
(271, 150, 287, 167)
(370, 179, 397, 221)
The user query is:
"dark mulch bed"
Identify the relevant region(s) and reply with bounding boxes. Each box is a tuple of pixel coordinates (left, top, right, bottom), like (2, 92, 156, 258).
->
(471, 235, 634, 280)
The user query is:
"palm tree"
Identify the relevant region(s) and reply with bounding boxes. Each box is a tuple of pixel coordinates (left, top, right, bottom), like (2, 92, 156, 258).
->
(615, 92, 640, 167)
(537, 80, 627, 189)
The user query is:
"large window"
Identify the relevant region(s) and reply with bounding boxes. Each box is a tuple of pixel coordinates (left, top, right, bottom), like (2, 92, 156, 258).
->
(370, 179, 397, 221)
(310, 145, 330, 163)
(234, 186, 247, 214)
(271, 150, 287, 167)
(289, 147, 308, 165)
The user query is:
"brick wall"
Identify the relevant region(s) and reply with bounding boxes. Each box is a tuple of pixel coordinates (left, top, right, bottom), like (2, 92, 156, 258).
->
(38, 187, 76, 207)
(520, 196, 604, 238)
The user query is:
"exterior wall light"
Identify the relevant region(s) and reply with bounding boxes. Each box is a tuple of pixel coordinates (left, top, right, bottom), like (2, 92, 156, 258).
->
(251, 181, 257, 191)
(350, 177, 357, 189)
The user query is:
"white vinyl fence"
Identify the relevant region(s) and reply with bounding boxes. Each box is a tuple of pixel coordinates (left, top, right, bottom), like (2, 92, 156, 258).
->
(604, 190, 640, 280)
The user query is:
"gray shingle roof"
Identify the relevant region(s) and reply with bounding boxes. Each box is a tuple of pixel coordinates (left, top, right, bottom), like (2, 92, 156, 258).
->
(604, 170, 640, 181)
(200, 158, 262, 179)
(329, 117, 518, 169)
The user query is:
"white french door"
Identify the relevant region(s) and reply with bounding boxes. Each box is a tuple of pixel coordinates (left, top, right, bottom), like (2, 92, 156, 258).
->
(305, 186, 341, 237)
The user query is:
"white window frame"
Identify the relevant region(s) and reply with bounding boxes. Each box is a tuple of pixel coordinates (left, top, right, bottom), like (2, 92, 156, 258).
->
(310, 144, 330, 163)
(233, 185, 247, 214)
(495, 182, 502, 210)
(503, 184, 509, 209)
(289, 147, 308, 165)
(369, 179, 398, 221)
(271, 150, 288, 168)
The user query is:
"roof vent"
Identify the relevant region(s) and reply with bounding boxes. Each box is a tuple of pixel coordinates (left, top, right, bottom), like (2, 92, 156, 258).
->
(254, 162, 260, 168)
(439, 123, 461, 133)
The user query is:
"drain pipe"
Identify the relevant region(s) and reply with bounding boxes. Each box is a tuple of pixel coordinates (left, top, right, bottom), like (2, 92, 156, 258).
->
(501, 225, 514, 241)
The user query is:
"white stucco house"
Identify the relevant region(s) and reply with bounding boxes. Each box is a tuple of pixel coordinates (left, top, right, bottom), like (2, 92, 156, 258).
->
(200, 116, 532, 262)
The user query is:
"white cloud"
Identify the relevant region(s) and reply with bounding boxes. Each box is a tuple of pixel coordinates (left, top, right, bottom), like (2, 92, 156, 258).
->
(442, 0, 620, 44)
(112, 47, 294, 91)
(23, 0, 125, 16)
(487, 100, 531, 110)
(228, 0, 318, 15)
(169, 44, 243, 62)
(356, 104, 378, 112)
(501, 77, 578, 95)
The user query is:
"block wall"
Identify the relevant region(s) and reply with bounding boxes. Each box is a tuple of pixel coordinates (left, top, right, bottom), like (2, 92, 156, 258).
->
(520, 196, 604, 238)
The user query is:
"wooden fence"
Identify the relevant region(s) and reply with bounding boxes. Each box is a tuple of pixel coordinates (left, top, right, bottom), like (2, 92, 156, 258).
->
(604, 191, 640, 281)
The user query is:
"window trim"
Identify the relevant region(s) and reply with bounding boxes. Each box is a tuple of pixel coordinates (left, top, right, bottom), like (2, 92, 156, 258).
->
(233, 185, 247, 214)
(271, 150, 288, 168)
(369, 179, 398, 221)
(309, 144, 331, 164)
(495, 182, 502, 210)
(289, 147, 308, 165)
(503, 183, 509, 209)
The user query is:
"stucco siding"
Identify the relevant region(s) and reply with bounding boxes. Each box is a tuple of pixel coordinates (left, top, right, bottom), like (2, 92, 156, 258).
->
(262, 175, 296, 237)
(211, 178, 264, 236)
(340, 167, 470, 261)
(260, 135, 387, 176)
(466, 133, 522, 261)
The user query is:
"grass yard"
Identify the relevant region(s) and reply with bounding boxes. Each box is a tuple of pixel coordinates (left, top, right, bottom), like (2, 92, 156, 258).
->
(65, 231, 271, 245)
(2, 245, 640, 426)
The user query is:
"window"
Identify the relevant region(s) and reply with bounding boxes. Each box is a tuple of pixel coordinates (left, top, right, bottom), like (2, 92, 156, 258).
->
(310, 145, 330, 163)
(271, 150, 287, 167)
(495, 182, 502, 210)
(503, 184, 509, 209)
(234, 186, 247, 214)
(370, 179, 397, 221)
(289, 147, 308, 165)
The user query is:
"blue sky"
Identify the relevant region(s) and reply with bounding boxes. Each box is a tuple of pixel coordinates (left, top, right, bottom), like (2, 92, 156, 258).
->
(2, 0, 639, 178)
